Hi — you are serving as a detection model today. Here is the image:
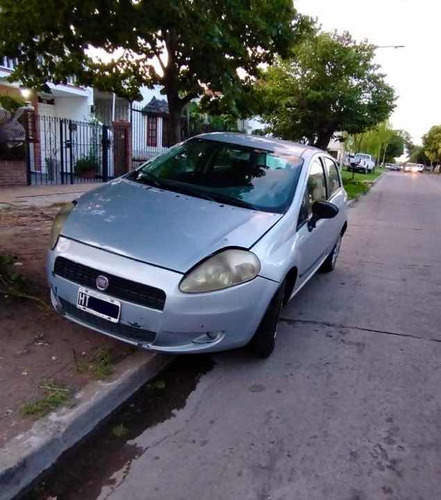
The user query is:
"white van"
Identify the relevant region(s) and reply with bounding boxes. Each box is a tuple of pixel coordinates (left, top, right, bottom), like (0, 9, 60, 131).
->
(349, 153, 376, 174)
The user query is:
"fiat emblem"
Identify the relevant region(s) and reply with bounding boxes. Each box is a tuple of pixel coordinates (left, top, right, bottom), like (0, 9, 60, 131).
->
(96, 275, 109, 291)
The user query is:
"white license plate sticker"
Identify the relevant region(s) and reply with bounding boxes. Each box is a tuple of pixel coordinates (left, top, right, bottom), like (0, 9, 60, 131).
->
(77, 287, 121, 323)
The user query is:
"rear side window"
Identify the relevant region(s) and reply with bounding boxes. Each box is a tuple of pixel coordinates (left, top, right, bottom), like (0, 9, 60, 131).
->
(323, 157, 341, 198)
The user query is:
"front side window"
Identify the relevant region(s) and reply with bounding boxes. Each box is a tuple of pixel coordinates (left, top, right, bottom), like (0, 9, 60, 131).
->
(298, 157, 327, 226)
(323, 157, 341, 198)
(130, 139, 304, 213)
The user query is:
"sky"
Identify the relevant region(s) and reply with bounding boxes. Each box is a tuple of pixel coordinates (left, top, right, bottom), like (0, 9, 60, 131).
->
(296, 0, 440, 144)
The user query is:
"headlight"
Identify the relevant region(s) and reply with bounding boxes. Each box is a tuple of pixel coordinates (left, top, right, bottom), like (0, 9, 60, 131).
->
(49, 202, 75, 249)
(179, 249, 261, 293)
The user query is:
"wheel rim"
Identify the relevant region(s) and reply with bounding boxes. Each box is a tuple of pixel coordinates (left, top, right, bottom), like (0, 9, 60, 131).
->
(331, 236, 342, 267)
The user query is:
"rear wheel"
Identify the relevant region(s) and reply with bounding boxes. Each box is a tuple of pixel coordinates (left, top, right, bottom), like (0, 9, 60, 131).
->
(249, 283, 285, 359)
(320, 235, 342, 273)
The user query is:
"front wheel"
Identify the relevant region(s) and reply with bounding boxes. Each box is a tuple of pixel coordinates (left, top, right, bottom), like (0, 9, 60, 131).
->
(320, 235, 342, 273)
(249, 283, 285, 359)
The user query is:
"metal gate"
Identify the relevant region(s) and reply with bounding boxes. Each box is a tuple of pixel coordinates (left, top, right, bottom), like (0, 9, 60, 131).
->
(26, 115, 111, 185)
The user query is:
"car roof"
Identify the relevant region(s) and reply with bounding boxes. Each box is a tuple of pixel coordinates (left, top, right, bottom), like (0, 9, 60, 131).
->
(193, 132, 321, 159)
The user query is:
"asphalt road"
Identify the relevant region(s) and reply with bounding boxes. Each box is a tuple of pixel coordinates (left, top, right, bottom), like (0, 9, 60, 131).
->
(49, 172, 441, 500)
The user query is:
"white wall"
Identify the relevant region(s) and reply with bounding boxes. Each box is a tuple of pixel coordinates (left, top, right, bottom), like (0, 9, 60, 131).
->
(55, 94, 93, 121)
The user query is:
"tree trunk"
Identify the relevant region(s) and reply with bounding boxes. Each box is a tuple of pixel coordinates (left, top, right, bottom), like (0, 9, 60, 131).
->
(168, 103, 183, 146)
(315, 131, 333, 151)
(381, 142, 389, 166)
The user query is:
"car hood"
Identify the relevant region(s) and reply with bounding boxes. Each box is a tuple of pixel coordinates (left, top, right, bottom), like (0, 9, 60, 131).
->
(61, 179, 282, 273)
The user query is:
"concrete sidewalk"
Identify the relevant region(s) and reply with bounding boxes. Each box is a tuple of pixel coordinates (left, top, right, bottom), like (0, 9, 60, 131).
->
(0, 352, 172, 500)
(0, 184, 98, 208)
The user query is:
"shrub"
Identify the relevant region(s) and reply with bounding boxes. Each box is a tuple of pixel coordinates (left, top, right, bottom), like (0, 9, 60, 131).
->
(75, 153, 99, 176)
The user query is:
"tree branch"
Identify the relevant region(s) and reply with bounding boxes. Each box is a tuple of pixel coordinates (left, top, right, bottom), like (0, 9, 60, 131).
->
(152, 48, 166, 73)
(181, 92, 198, 105)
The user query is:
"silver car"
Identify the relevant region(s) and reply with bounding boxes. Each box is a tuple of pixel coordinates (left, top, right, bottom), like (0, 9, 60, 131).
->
(48, 133, 347, 358)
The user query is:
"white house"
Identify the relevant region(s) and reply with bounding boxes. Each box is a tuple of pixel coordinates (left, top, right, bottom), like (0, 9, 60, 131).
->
(1, 58, 271, 184)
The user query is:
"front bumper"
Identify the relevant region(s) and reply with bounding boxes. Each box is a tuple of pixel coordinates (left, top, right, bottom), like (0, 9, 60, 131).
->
(48, 237, 279, 354)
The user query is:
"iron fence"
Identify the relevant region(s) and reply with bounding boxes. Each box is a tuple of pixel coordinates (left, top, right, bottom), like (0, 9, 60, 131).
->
(28, 115, 111, 185)
(131, 104, 168, 166)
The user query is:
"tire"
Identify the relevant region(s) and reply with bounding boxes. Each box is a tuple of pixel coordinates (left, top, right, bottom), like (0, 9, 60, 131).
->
(249, 282, 285, 359)
(363, 168, 367, 174)
(320, 235, 342, 273)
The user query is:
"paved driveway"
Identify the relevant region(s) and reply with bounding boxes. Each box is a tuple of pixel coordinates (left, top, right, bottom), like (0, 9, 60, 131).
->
(56, 173, 441, 499)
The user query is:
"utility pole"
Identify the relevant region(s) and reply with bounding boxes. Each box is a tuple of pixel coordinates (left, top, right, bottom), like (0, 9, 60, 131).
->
(374, 45, 405, 49)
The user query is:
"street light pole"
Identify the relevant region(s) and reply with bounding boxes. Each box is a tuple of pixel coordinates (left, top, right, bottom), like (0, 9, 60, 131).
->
(374, 45, 405, 49)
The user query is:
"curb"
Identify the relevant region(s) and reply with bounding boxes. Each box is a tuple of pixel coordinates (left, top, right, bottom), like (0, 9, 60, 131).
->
(346, 171, 385, 207)
(0, 351, 173, 500)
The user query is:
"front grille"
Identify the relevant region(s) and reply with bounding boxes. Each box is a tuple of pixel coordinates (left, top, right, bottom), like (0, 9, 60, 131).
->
(60, 298, 156, 344)
(54, 257, 166, 311)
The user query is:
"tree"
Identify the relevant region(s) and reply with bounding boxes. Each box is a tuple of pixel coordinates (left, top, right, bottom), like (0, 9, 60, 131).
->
(423, 125, 441, 164)
(257, 31, 396, 149)
(400, 130, 414, 156)
(347, 123, 405, 164)
(409, 145, 430, 165)
(0, 0, 300, 144)
(384, 131, 405, 163)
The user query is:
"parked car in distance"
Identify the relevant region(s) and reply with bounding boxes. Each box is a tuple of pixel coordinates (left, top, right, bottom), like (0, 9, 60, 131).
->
(344, 153, 358, 168)
(403, 162, 423, 173)
(348, 153, 376, 173)
(385, 163, 401, 171)
(48, 133, 347, 359)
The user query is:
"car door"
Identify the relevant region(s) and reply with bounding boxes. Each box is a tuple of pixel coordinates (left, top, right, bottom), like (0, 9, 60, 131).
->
(295, 156, 332, 282)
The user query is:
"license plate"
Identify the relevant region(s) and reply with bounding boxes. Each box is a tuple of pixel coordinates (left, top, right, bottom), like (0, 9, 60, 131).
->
(77, 287, 121, 323)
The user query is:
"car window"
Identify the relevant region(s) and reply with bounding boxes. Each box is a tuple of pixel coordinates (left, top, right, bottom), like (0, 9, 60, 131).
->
(297, 157, 327, 227)
(323, 157, 341, 198)
(135, 139, 304, 213)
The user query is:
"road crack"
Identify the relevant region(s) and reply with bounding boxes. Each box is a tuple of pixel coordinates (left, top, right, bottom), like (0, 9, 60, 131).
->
(280, 317, 441, 345)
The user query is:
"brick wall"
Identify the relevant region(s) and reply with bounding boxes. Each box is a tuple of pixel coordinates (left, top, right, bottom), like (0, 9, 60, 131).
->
(0, 160, 27, 186)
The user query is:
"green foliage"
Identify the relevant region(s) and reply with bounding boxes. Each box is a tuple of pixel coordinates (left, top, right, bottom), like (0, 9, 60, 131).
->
(21, 382, 71, 418)
(75, 154, 99, 176)
(0, 0, 301, 143)
(257, 30, 396, 149)
(0, 254, 27, 293)
(422, 125, 441, 164)
(0, 94, 25, 112)
(347, 122, 405, 164)
(76, 348, 114, 379)
(111, 423, 129, 438)
(187, 102, 238, 136)
(409, 145, 430, 165)
(385, 132, 405, 162)
(341, 167, 384, 199)
(400, 130, 414, 156)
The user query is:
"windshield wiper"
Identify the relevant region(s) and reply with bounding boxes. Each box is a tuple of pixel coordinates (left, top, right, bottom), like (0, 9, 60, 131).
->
(169, 184, 256, 210)
(134, 170, 163, 188)
(166, 184, 218, 202)
(206, 192, 256, 210)
(132, 173, 256, 210)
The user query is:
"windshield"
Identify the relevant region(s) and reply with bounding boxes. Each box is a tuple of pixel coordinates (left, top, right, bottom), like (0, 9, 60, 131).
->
(128, 138, 304, 213)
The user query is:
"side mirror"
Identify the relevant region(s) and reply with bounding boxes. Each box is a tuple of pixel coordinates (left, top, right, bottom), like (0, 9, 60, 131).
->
(308, 201, 339, 232)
